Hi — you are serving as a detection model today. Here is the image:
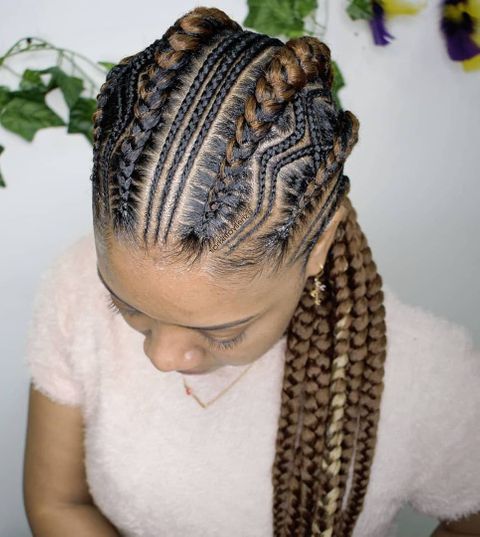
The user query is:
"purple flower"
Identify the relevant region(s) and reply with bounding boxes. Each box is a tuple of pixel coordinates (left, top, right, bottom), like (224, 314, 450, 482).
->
(370, 1, 396, 45)
(440, 0, 480, 65)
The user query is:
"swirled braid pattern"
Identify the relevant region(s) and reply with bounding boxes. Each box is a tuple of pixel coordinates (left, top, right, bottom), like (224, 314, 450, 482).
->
(175, 37, 333, 249)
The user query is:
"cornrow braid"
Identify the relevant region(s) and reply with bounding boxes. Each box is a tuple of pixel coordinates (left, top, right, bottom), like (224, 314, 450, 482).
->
(232, 102, 357, 270)
(219, 90, 312, 253)
(221, 88, 337, 257)
(97, 41, 163, 219)
(90, 54, 144, 223)
(292, 110, 359, 264)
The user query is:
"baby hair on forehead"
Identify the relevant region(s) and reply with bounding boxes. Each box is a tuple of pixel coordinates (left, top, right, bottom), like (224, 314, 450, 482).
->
(90, 6, 386, 536)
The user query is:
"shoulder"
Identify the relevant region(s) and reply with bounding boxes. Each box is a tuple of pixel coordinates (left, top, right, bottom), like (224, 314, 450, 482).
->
(45, 231, 97, 286)
(30, 230, 106, 343)
(25, 232, 99, 407)
(38, 232, 101, 311)
(380, 283, 480, 519)
(382, 282, 479, 393)
(383, 282, 472, 344)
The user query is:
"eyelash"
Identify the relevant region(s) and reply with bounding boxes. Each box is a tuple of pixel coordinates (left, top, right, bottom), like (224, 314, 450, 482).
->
(105, 294, 247, 351)
(105, 294, 138, 317)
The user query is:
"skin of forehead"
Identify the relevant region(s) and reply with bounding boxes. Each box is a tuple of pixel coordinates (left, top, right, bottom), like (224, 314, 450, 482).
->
(93, 200, 347, 328)
(94, 229, 307, 327)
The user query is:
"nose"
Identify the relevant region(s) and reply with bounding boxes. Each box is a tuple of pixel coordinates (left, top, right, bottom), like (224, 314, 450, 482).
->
(142, 325, 205, 373)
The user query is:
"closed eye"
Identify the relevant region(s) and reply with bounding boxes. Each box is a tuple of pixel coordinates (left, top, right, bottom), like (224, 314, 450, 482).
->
(105, 294, 247, 351)
(105, 294, 139, 316)
(201, 331, 247, 351)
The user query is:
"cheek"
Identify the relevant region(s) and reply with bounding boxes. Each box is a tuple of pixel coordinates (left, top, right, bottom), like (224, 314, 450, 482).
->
(228, 317, 290, 365)
(121, 314, 150, 335)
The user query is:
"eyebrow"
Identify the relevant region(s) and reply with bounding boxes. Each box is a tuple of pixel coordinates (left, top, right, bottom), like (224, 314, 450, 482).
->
(96, 266, 260, 331)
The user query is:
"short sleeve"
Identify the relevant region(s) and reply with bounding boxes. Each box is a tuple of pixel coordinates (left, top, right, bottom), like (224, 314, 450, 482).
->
(406, 311, 480, 522)
(23, 250, 84, 407)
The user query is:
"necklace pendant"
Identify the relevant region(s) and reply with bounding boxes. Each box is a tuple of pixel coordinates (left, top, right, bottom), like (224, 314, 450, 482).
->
(185, 385, 193, 396)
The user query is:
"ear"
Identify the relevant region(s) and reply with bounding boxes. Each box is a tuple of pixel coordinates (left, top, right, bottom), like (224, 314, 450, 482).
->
(304, 203, 348, 279)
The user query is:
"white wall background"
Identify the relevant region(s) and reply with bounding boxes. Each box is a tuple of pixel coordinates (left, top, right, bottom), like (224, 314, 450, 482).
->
(1, 0, 479, 535)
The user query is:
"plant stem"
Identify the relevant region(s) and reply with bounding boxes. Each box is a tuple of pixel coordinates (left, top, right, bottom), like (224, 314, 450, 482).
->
(1, 37, 106, 97)
(1, 63, 22, 78)
(1, 37, 107, 75)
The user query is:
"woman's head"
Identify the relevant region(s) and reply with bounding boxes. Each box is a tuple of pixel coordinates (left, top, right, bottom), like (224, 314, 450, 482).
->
(90, 6, 387, 536)
(96, 201, 346, 375)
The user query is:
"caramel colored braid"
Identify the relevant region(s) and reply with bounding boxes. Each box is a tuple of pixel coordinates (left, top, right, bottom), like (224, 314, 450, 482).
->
(272, 197, 387, 537)
(338, 223, 387, 535)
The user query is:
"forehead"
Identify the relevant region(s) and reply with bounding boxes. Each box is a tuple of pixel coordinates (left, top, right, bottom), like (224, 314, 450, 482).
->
(94, 233, 301, 320)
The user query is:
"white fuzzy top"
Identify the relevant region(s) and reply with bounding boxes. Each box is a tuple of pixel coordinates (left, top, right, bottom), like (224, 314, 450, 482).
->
(24, 232, 480, 537)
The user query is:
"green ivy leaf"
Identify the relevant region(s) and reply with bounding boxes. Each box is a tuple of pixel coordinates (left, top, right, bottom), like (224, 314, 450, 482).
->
(0, 85, 13, 112)
(0, 144, 5, 187)
(295, 0, 317, 19)
(97, 61, 116, 70)
(346, 0, 373, 21)
(68, 96, 96, 144)
(331, 61, 345, 110)
(0, 96, 65, 141)
(40, 66, 84, 109)
(244, 0, 317, 38)
(19, 69, 48, 92)
(9, 88, 45, 103)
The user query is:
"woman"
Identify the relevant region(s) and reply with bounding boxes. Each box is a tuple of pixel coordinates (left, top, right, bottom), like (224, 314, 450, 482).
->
(23, 6, 480, 537)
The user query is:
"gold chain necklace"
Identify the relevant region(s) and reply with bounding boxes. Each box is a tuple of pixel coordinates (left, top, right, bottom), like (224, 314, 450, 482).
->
(182, 362, 255, 409)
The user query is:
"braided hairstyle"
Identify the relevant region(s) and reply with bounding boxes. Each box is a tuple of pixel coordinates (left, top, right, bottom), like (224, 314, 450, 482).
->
(90, 7, 387, 536)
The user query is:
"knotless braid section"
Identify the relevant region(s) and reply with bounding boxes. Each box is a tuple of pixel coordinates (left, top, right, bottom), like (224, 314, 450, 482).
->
(273, 219, 352, 537)
(272, 198, 387, 537)
(311, 228, 352, 536)
(337, 215, 387, 535)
